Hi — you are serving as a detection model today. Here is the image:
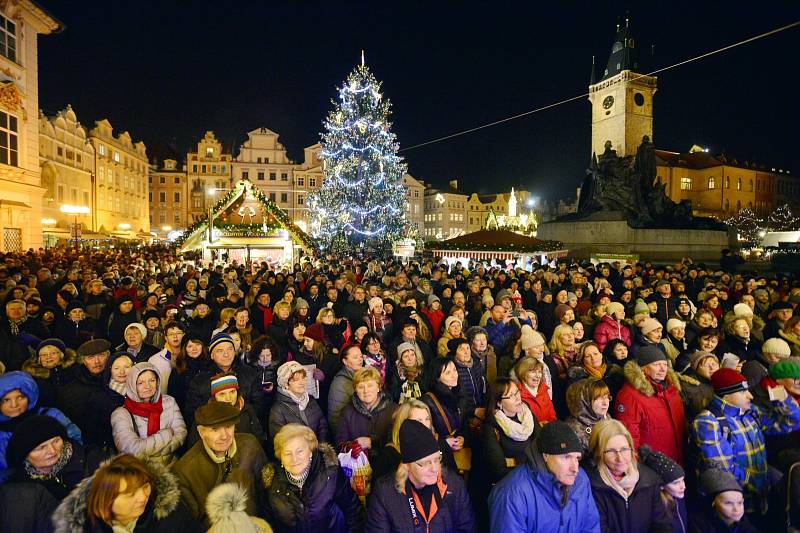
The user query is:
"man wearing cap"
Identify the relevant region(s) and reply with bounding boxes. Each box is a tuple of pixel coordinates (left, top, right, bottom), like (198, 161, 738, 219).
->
(185, 333, 264, 426)
(172, 400, 267, 523)
(489, 420, 600, 531)
(692, 367, 800, 515)
(614, 345, 686, 464)
(367, 419, 475, 532)
(56, 339, 112, 447)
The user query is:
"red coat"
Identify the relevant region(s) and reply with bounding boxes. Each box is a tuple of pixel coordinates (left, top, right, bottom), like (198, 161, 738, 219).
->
(421, 308, 445, 342)
(593, 314, 632, 352)
(519, 382, 557, 423)
(614, 361, 687, 465)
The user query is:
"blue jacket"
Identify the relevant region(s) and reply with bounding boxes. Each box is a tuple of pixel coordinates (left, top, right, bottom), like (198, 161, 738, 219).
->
(489, 440, 600, 532)
(0, 371, 82, 483)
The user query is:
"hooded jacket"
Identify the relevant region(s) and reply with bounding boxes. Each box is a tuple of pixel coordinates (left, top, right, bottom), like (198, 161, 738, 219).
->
(565, 379, 611, 457)
(0, 371, 82, 482)
(110, 363, 186, 461)
(614, 361, 687, 464)
(262, 443, 364, 533)
(52, 455, 199, 533)
(268, 390, 329, 443)
(488, 439, 600, 532)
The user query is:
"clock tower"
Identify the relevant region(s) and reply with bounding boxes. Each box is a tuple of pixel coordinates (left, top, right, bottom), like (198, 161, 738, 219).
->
(588, 19, 657, 157)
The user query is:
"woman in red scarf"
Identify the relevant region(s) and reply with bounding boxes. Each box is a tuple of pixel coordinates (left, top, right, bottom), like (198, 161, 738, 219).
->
(110, 362, 187, 464)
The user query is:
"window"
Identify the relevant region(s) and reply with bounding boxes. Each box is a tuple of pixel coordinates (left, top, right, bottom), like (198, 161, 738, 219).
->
(298, 194, 305, 205)
(159, 192, 166, 204)
(280, 193, 288, 203)
(414, 190, 419, 197)
(113, 151, 120, 163)
(0, 111, 18, 166)
(309, 178, 316, 187)
(201, 165, 207, 173)
(269, 172, 276, 181)
(159, 177, 165, 184)
(192, 197, 202, 208)
(174, 192, 180, 203)
(257, 157, 262, 163)
(297, 177, 304, 186)
(0, 15, 17, 62)
(737, 178, 742, 191)
(148, 176, 152, 184)
(192, 164, 198, 173)
(211, 165, 217, 173)
(98, 144, 106, 156)
(206, 147, 214, 157)
(57, 146, 63, 156)
(174, 177, 180, 184)
(242, 171, 249, 180)
(221, 165, 226, 173)
(149, 192, 153, 203)
(281, 173, 288, 181)
(707, 176, 715, 189)
(680, 177, 692, 190)
(257, 171, 264, 181)
(269, 192, 276, 202)
(159, 211, 166, 224)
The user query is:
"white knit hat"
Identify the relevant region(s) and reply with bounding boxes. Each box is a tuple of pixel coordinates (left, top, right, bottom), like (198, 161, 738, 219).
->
(762, 337, 791, 358)
(665, 319, 685, 332)
(733, 303, 754, 318)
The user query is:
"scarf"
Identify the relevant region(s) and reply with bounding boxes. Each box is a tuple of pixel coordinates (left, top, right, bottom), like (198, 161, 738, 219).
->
(584, 362, 607, 380)
(286, 462, 312, 489)
(397, 362, 421, 384)
(363, 351, 387, 382)
(124, 395, 163, 436)
(24, 441, 73, 480)
(598, 462, 640, 501)
(8, 316, 26, 335)
(279, 385, 310, 411)
(108, 379, 127, 396)
(494, 406, 535, 442)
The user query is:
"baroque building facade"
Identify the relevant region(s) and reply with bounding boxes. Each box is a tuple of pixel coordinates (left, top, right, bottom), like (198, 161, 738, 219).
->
(187, 131, 232, 223)
(423, 179, 467, 240)
(148, 158, 187, 237)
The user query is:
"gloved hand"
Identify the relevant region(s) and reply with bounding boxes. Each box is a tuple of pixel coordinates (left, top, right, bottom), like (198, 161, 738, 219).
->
(313, 368, 325, 381)
(345, 440, 363, 459)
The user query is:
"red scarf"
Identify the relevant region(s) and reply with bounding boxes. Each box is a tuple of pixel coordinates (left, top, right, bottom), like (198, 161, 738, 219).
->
(124, 396, 163, 436)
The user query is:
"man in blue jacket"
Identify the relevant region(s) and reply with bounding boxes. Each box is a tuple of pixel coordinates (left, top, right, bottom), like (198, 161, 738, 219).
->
(489, 420, 600, 532)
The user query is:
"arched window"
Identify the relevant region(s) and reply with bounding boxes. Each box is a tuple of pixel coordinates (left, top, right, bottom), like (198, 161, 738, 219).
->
(737, 178, 742, 191)
(707, 176, 715, 189)
(725, 176, 730, 189)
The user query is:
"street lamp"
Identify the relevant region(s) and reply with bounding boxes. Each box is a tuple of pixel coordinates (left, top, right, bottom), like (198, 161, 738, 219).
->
(60, 204, 90, 249)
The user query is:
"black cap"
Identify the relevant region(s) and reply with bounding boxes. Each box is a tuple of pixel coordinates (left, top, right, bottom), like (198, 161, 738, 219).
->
(447, 337, 469, 354)
(538, 420, 582, 455)
(640, 445, 685, 484)
(6, 415, 67, 466)
(399, 419, 440, 464)
(636, 345, 667, 367)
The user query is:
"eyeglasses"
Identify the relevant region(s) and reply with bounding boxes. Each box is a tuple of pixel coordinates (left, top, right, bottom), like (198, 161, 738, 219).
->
(414, 453, 443, 469)
(603, 447, 632, 457)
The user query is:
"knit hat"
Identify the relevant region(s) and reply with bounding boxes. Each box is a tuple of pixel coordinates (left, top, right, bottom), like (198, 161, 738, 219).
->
(537, 420, 582, 455)
(195, 400, 241, 427)
(444, 316, 462, 331)
(399, 419, 440, 464)
(210, 373, 239, 397)
(208, 333, 235, 353)
(36, 338, 66, 354)
(555, 304, 572, 321)
(368, 296, 383, 311)
(447, 337, 469, 354)
(665, 319, 685, 333)
(639, 317, 663, 336)
(124, 322, 147, 339)
(77, 338, 111, 357)
(65, 300, 84, 313)
(142, 309, 161, 324)
(566, 292, 578, 303)
(277, 361, 305, 390)
(639, 445, 685, 485)
(637, 345, 667, 367)
(689, 350, 718, 372)
(396, 342, 416, 360)
(733, 303, 754, 318)
(6, 415, 67, 467)
(769, 358, 800, 380)
(655, 279, 670, 289)
(699, 468, 742, 498)
(634, 299, 650, 316)
(205, 483, 269, 533)
(605, 302, 624, 317)
(762, 337, 791, 358)
(520, 324, 546, 350)
(294, 297, 309, 310)
(711, 368, 749, 396)
(753, 288, 768, 299)
(304, 323, 325, 343)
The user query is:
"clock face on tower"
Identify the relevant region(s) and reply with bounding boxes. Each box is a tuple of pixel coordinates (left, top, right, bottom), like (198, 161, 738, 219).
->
(602, 95, 614, 109)
(634, 92, 645, 106)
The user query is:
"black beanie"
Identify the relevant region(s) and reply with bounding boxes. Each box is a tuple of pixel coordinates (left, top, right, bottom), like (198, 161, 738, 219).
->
(636, 345, 667, 367)
(399, 419, 440, 464)
(538, 420, 582, 455)
(447, 337, 469, 354)
(640, 445, 685, 484)
(6, 415, 68, 467)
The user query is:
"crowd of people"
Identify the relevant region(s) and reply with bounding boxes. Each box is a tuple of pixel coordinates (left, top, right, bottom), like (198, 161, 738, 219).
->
(0, 246, 799, 532)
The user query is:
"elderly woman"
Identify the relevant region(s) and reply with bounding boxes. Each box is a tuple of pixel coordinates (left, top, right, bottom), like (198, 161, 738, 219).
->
(515, 356, 557, 423)
(118, 322, 159, 363)
(679, 350, 719, 419)
(482, 378, 540, 483)
(586, 419, 672, 532)
(336, 368, 397, 463)
(564, 379, 611, 457)
(386, 341, 426, 404)
(0, 371, 82, 483)
(110, 362, 186, 464)
(5, 414, 105, 501)
(262, 423, 364, 532)
(22, 338, 78, 408)
(269, 361, 329, 443)
(52, 453, 198, 531)
(437, 316, 465, 357)
(719, 317, 763, 363)
(631, 317, 668, 360)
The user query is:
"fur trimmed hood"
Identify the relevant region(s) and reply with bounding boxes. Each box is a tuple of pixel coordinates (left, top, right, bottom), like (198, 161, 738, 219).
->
(261, 442, 337, 489)
(52, 454, 181, 533)
(21, 348, 78, 379)
(622, 360, 681, 396)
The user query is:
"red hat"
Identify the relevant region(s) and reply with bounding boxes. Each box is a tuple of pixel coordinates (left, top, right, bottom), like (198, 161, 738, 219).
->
(304, 323, 325, 343)
(711, 368, 749, 396)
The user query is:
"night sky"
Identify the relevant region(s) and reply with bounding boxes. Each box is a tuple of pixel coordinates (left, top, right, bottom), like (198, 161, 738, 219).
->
(38, 1, 799, 201)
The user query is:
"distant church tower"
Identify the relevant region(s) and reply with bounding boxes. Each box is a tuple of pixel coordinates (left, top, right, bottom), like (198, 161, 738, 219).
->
(588, 18, 657, 157)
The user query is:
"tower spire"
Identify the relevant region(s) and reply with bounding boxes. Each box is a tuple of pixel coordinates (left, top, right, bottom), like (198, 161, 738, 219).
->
(601, 16, 638, 80)
(590, 55, 596, 85)
(361, 50, 365, 67)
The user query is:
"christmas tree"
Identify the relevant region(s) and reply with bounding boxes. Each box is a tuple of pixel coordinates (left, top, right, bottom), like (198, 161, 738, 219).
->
(308, 56, 408, 254)
(724, 207, 765, 242)
(766, 204, 800, 232)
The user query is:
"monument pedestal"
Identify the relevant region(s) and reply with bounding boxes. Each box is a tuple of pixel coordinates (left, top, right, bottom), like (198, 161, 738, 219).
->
(538, 211, 735, 263)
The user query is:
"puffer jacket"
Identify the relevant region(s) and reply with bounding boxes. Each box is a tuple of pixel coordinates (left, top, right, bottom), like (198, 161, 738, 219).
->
(593, 315, 632, 352)
(565, 379, 611, 457)
(268, 390, 329, 443)
(0, 371, 83, 482)
(367, 466, 476, 532)
(21, 346, 78, 408)
(488, 439, 600, 532)
(614, 361, 687, 464)
(454, 356, 486, 411)
(262, 443, 364, 533)
(52, 455, 200, 533)
(110, 363, 186, 461)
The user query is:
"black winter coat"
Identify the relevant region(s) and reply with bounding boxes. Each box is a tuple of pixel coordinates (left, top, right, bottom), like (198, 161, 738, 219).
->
(262, 443, 364, 533)
(56, 366, 108, 447)
(184, 362, 265, 426)
(106, 310, 138, 348)
(188, 314, 216, 345)
(481, 408, 541, 483)
(587, 463, 673, 533)
(268, 390, 329, 443)
(167, 357, 212, 416)
(11, 441, 106, 501)
(0, 482, 58, 533)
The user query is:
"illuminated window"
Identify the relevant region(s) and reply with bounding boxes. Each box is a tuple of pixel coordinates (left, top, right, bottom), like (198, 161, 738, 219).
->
(707, 176, 715, 189)
(0, 15, 17, 62)
(737, 178, 742, 191)
(0, 111, 18, 166)
(680, 177, 692, 190)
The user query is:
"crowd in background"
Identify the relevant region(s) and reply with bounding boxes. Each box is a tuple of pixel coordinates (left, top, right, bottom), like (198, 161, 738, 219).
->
(0, 246, 798, 532)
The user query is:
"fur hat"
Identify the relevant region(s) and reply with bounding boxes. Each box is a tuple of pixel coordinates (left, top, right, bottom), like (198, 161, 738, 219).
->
(206, 483, 271, 533)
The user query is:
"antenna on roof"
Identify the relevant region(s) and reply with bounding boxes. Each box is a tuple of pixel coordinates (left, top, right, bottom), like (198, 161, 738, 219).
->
(361, 50, 365, 67)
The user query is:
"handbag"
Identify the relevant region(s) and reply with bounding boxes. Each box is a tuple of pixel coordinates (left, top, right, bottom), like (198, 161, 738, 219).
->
(426, 392, 472, 472)
(338, 450, 372, 503)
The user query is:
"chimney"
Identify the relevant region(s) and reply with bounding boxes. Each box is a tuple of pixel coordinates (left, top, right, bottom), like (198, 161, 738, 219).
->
(449, 179, 459, 190)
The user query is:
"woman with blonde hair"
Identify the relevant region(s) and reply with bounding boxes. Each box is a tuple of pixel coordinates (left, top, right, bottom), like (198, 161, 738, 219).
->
(212, 307, 237, 336)
(514, 356, 557, 423)
(316, 305, 347, 350)
(586, 419, 672, 532)
(549, 323, 578, 382)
